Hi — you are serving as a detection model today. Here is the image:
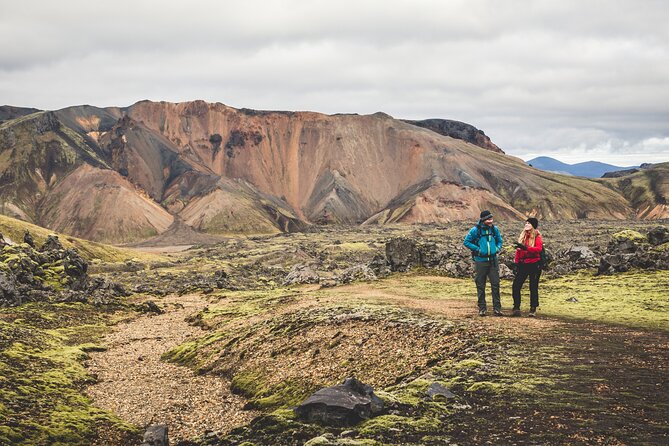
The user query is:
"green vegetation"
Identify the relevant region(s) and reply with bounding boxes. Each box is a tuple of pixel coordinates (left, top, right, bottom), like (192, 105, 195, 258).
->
(0, 303, 139, 446)
(539, 270, 669, 330)
(363, 271, 669, 331)
(230, 368, 308, 409)
(612, 229, 646, 242)
(0, 214, 166, 263)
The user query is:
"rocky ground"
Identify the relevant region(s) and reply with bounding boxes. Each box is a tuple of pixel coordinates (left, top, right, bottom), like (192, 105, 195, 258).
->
(0, 220, 668, 445)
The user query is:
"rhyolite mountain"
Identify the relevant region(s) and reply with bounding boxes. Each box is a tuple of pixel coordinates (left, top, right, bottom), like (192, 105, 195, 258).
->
(0, 100, 663, 243)
(526, 156, 638, 178)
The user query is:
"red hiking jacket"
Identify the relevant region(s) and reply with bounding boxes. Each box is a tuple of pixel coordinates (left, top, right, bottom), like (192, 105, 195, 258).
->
(515, 233, 542, 264)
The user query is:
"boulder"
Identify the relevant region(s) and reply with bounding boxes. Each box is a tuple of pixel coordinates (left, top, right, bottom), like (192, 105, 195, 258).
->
(141, 424, 168, 446)
(426, 382, 456, 400)
(141, 300, 163, 314)
(565, 246, 597, 263)
(295, 377, 384, 426)
(608, 239, 639, 254)
(213, 269, 230, 288)
(0, 270, 19, 306)
(339, 265, 377, 284)
(385, 237, 421, 272)
(40, 234, 64, 251)
(612, 229, 646, 243)
(647, 226, 669, 246)
(23, 230, 35, 248)
(283, 264, 320, 285)
(367, 253, 389, 277)
(418, 241, 443, 267)
(61, 249, 89, 290)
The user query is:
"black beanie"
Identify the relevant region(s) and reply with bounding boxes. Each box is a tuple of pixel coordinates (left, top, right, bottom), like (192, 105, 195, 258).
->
(527, 217, 539, 229)
(480, 210, 493, 221)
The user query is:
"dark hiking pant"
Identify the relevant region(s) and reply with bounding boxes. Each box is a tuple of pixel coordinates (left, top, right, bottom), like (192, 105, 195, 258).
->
(474, 259, 501, 311)
(512, 262, 542, 309)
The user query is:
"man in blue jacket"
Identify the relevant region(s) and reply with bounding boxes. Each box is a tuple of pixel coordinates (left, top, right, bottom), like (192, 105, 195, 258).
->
(463, 210, 504, 316)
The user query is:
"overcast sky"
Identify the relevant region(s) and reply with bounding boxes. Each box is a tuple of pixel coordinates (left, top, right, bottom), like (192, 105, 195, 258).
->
(1, 0, 668, 165)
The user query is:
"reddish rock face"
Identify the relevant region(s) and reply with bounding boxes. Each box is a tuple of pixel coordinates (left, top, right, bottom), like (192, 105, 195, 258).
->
(1, 99, 656, 242)
(125, 101, 632, 224)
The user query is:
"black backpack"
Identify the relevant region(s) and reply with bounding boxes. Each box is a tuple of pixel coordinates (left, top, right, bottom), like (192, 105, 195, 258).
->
(539, 245, 552, 269)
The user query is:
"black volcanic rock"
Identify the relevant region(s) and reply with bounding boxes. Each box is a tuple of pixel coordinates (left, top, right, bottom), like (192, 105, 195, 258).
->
(295, 377, 384, 426)
(648, 226, 669, 246)
(0, 271, 19, 306)
(403, 118, 504, 153)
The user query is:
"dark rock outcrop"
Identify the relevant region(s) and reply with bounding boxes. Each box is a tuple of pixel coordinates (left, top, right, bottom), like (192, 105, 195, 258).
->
(565, 246, 597, 263)
(339, 264, 377, 284)
(648, 226, 669, 246)
(295, 377, 384, 426)
(0, 271, 19, 306)
(402, 118, 504, 153)
(141, 424, 168, 446)
(597, 227, 669, 274)
(41, 234, 64, 251)
(426, 382, 456, 400)
(385, 237, 422, 272)
(283, 264, 320, 285)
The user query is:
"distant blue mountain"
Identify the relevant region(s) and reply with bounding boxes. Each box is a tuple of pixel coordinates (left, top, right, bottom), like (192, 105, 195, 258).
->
(526, 156, 638, 178)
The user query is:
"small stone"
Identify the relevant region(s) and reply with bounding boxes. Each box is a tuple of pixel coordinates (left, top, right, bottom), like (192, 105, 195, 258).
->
(426, 382, 456, 400)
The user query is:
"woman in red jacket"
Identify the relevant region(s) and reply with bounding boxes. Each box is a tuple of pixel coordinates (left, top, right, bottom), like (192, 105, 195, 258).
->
(512, 217, 542, 317)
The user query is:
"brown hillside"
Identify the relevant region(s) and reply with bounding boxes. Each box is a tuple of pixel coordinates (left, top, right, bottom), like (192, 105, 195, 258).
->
(39, 164, 174, 243)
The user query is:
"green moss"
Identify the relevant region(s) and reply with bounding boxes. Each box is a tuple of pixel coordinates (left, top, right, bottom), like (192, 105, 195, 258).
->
(0, 304, 140, 445)
(539, 270, 669, 331)
(612, 229, 646, 242)
(455, 359, 485, 369)
(270, 408, 297, 420)
(162, 331, 229, 369)
(364, 271, 669, 332)
(230, 368, 308, 409)
(358, 414, 441, 436)
(651, 242, 669, 252)
(327, 242, 373, 252)
(304, 437, 332, 446)
(466, 381, 503, 393)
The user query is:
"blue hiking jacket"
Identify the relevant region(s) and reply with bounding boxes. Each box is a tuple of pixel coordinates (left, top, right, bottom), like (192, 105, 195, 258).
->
(463, 223, 503, 262)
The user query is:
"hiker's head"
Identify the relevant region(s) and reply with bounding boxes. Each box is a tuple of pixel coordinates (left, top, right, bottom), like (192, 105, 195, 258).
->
(479, 210, 493, 226)
(525, 217, 539, 231)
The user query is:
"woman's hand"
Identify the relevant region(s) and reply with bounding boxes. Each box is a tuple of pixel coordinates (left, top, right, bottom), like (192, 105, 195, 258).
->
(514, 242, 528, 250)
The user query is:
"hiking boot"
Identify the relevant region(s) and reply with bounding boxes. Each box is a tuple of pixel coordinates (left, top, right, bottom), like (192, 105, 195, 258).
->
(493, 309, 504, 317)
(479, 308, 487, 317)
(511, 309, 521, 317)
(528, 307, 537, 317)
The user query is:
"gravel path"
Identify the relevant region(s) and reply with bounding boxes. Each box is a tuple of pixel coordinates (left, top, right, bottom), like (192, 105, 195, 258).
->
(85, 294, 258, 443)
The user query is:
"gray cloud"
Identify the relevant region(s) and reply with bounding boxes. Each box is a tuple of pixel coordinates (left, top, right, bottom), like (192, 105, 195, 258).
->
(1, 0, 668, 163)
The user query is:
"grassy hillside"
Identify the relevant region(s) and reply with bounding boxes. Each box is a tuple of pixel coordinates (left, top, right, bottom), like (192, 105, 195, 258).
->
(0, 214, 165, 263)
(598, 162, 669, 219)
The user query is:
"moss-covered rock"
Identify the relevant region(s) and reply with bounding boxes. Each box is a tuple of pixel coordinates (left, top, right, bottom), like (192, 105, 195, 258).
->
(612, 229, 646, 243)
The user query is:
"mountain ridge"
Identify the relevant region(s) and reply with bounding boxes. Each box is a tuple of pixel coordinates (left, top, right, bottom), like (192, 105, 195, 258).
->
(0, 99, 664, 243)
(527, 156, 638, 178)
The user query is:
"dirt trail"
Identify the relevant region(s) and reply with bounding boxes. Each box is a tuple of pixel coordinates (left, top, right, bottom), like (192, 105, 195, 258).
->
(85, 294, 259, 443)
